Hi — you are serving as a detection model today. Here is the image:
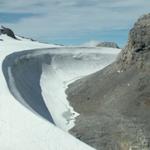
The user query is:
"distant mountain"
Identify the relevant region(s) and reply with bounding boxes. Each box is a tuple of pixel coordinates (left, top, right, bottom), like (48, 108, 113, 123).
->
(96, 42, 119, 48)
(82, 41, 119, 48)
(0, 26, 66, 47)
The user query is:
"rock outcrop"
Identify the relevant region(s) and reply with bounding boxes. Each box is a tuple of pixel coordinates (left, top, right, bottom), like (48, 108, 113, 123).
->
(96, 42, 119, 48)
(118, 13, 150, 71)
(0, 26, 17, 39)
(66, 13, 150, 150)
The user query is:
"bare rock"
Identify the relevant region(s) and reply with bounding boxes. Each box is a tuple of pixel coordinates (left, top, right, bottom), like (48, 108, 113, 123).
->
(0, 26, 17, 39)
(96, 42, 119, 48)
(67, 13, 150, 150)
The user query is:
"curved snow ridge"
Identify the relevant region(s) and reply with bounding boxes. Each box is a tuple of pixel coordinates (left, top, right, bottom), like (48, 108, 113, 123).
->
(41, 50, 119, 131)
(0, 47, 96, 150)
(2, 47, 120, 132)
(2, 50, 54, 123)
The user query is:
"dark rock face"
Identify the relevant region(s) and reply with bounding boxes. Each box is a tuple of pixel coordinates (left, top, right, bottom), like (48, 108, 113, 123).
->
(118, 13, 150, 71)
(66, 13, 150, 150)
(96, 42, 119, 48)
(0, 26, 17, 39)
(131, 14, 150, 51)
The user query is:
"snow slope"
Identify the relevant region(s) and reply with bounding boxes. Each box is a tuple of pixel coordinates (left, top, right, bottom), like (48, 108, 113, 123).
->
(40, 48, 120, 131)
(0, 35, 121, 149)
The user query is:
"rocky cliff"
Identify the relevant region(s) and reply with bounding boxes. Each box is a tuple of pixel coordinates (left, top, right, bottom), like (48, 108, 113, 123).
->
(66, 13, 150, 150)
(118, 13, 150, 71)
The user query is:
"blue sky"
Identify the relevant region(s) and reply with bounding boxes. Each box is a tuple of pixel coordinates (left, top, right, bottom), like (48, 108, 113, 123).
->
(0, 12, 38, 23)
(0, 0, 150, 47)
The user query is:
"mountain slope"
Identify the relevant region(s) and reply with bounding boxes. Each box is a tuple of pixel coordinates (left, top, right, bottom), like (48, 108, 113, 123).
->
(66, 13, 150, 150)
(0, 34, 95, 150)
(0, 31, 120, 149)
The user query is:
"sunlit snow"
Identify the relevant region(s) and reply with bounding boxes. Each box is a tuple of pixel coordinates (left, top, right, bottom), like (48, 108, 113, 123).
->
(0, 34, 121, 149)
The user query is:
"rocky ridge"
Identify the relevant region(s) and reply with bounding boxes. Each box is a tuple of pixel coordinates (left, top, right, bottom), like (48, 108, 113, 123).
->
(118, 13, 150, 71)
(66, 13, 150, 150)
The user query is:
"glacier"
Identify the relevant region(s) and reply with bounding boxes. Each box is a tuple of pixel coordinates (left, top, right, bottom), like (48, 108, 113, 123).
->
(0, 34, 120, 149)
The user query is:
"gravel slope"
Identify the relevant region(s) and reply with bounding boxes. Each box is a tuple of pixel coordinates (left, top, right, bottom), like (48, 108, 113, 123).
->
(66, 13, 150, 150)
